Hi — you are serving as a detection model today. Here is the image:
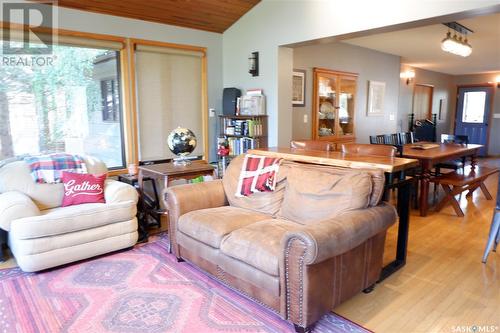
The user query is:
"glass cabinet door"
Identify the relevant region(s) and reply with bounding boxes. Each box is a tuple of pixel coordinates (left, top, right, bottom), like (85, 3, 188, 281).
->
(317, 75, 337, 137)
(338, 76, 356, 137)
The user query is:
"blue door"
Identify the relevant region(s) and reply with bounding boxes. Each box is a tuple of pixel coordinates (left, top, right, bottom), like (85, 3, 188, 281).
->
(455, 86, 493, 156)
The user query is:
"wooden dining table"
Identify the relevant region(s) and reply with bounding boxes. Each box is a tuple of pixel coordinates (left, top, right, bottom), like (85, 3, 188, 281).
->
(248, 147, 419, 281)
(402, 143, 483, 217)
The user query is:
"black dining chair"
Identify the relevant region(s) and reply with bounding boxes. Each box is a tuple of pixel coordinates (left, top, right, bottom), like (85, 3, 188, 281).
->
(399, 132, 415, 145)
(435, 134, 469, 175)
(369, 135, 385, 144)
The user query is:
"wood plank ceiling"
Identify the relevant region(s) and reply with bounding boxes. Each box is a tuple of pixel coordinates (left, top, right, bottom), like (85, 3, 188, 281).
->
(48, 0, 260, 33)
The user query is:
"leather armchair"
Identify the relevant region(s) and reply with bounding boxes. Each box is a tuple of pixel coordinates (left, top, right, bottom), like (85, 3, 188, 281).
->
(0, 155, 139, 272)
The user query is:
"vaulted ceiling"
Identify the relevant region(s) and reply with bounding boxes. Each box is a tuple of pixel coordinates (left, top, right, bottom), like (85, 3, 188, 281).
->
(51, 0, 260, 33)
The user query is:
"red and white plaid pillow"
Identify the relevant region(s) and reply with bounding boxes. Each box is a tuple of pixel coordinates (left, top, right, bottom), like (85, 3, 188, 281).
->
(236, 154, 282, 197)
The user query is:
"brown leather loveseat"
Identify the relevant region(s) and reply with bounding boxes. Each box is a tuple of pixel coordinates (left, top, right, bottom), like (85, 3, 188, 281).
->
(166, 155, 397, 332)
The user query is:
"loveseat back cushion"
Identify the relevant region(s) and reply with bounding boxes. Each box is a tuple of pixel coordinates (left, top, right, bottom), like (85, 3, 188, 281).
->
(222, 155, 289, 216)
(282, 161, 385, 207)
(279, 166, 372, 224)
(0, 155, 107, 210)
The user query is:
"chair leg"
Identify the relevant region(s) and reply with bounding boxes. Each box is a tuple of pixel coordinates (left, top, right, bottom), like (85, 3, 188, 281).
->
(482, 211, 500, 263)
(0, 229, 7, 263)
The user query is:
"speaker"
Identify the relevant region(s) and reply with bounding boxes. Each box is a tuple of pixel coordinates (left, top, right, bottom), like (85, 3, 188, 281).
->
(222, 88, 241, 115)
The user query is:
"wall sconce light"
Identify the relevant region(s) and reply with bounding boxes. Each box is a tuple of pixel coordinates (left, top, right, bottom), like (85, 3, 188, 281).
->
(248, 51, 259, 77)
(496, 75, 500, 88)
(400, 70, 415, 85)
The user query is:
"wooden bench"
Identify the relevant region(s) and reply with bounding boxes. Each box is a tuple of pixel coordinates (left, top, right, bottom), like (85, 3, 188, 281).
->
(432, 166, 499, 217)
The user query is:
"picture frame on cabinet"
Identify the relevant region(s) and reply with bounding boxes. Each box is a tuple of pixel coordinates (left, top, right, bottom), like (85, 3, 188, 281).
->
(367, 80, 385, 116)
(292, 69, 306, 107)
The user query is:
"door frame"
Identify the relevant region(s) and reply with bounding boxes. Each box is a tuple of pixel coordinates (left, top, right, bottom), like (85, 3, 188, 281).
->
(452, 83, 495, 155)
(412, 83, 434, 120)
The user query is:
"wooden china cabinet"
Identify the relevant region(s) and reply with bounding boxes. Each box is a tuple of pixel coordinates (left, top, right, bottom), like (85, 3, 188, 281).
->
(312, 68, 358, 148)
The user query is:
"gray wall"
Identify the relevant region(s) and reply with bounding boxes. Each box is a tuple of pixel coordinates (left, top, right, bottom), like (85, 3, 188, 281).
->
(454, 72, 500, 156)
(223, 0, 498, 147)
(292, 42, 401, 142)
(398, 66, 456, 139)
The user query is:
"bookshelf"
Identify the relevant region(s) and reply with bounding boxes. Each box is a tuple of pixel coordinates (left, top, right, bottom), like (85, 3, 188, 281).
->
(217, 115, 268, 176)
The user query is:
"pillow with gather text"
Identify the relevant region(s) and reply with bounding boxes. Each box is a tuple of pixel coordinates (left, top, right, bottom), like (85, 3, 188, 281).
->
(61, 171, 106, 207)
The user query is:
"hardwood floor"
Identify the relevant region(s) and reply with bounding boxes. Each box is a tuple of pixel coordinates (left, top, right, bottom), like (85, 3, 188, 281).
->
(335, 158, 500, 333)
(1, 159, 499, 332)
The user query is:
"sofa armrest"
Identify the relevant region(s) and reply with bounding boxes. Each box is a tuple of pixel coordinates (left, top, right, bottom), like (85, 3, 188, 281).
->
(0, 191, 40, 231)
(280, 203, 397, 328)
(104, 179, 138, 205)
(165, 180, 228, 256)
(282, 203, 397, 266)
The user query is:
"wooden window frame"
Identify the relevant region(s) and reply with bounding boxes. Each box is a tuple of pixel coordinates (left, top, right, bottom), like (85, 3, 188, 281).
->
(1, 22, 210, 176)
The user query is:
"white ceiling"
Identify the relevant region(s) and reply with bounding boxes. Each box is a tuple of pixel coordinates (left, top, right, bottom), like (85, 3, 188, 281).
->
(343, 12, 500, 75)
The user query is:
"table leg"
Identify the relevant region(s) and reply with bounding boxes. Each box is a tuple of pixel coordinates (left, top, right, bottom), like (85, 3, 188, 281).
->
(471, 154, 477, 171)
(137, 171, 149, 242)
(379, 177, 412, 282)
(419, 165, 432, 217)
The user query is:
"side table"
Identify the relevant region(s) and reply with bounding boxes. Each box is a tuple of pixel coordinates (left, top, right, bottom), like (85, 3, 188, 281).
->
(138, 160, 216, 241)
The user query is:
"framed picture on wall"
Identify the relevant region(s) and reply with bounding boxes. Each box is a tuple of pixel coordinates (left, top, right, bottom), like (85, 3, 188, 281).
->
(367, 80, 386, 116)
(292, 69, 306, 107)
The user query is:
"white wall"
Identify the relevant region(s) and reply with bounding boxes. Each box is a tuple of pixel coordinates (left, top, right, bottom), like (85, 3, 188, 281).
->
(223, 0, 499, 147)
(292, 42, 401, 142)
(6, 2, 223, 161)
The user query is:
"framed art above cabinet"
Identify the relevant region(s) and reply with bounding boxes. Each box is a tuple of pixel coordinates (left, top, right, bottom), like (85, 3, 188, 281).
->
(312, 68, 358, 144)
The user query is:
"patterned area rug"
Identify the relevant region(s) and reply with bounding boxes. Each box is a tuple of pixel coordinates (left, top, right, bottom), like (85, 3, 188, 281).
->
(0, 235, 371, 333)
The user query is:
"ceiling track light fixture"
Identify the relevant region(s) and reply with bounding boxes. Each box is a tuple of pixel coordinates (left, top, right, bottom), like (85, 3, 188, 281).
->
(441, 22, 473, 57)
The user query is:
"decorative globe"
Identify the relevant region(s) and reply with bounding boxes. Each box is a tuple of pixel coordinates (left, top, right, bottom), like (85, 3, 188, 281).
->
(167, 127, 197, 166)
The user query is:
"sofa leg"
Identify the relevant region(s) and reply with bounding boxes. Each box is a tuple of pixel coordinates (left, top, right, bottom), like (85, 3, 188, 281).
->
(362, 283, 376, 293)
(293, 324, 313, 333)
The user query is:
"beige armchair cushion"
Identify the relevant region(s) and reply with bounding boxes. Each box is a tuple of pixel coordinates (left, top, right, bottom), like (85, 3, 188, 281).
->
(178, 206, 270, 249)
(220, 218, 301, 276)
(279, 166, 372, 224)
(222, 155, 290, 216)
(10, 201, 136, 240)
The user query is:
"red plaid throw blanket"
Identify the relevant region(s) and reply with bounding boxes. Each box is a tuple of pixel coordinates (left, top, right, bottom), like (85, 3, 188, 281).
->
(236, 154, 282, 197)
(24, 153, 88, 184)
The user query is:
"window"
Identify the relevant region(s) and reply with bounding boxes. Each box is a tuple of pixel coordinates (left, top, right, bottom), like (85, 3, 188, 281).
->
(0, 42, 126, 169)
(462, 91, 486, 123)
(100, 79, 120, 122)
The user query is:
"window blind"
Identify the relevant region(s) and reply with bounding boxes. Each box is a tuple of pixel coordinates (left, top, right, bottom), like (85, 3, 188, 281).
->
(135, 45, 204, 161)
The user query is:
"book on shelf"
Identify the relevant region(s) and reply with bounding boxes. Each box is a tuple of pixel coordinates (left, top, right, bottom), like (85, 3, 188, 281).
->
(223, 118, 263, 137)
(227, 137, 259, 156)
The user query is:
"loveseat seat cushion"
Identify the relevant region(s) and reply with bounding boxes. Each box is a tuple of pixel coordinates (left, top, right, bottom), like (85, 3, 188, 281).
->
(10, 201, 136, 240)
(220, 218, 302, 276)
(222, 155, 290, 216)
(178, 206, 271, 249)
(279, 166, 372, 224)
